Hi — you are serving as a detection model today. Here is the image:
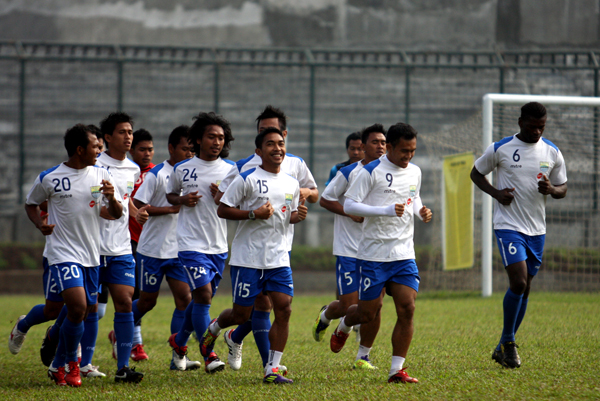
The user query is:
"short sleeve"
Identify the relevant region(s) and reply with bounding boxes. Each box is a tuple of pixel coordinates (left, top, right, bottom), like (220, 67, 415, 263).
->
(473, 143, 497, 176)
(218, 164, 239, 194)
(296, 160, 318, 189)
(167, 168, 182, 195)
(134, 172, 157, 204)
(344, 168, 373, 203)
(549, 149, 567, 186)
(220, 175, 247, 208)
(25, 175, 48, 205)
(321, 170, 348, 202)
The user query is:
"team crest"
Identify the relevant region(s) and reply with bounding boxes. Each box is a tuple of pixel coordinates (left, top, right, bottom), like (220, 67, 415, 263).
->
(90, 186, 101, 199)
(285, 193, 293, 206)
(540, 162, 549, 174)
(216, 180, 222, 186)
(409, 185, 417, 198)
(127, 181, 134, 195)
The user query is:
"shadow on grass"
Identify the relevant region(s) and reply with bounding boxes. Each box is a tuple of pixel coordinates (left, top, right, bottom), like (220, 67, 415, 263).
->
(417, 291, 483, 300)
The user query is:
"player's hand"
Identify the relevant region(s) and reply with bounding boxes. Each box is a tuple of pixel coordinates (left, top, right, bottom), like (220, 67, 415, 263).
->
(537, 174, 553, 195)
(181, 191, 201, 207)
(100, 179, 115, 201)
(297, 199, 308, 221)
(255, 201, 274, 220)
(395, 203, 405, 217)
(420, 206, 432, 223)
(136, 205, 150, 226)
(495, 187, 515, 205)
(209, 183, 219, 198)
(299, 188, 311, 203)
(37, 223, 55, 236)
(349, 215, 364, 223)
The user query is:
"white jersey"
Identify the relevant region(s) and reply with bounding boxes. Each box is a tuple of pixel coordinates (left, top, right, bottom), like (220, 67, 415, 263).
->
(219, 152, 317, 251)
(321, 161, 365, 258)
(474, 134, 567, 236)
(221, 166, 300, 269)
(345, 155, 422, 262)
(134, 160, 179, 259)
(26, 163, 118, 267)
(96, 152, 140, 256)
(168, 156, 234, 254)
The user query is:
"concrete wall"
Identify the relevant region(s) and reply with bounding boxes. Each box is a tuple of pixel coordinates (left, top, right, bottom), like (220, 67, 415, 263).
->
(0, 0, 599, 49)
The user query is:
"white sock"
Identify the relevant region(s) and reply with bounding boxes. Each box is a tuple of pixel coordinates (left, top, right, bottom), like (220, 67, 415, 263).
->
(97, 303, 107, 320)
(390, 356, 405, 376)
(338, 317, 353, 334)
(265, 350, 283, 374)
(320, 309, 331, 325)
(356, 345, 371, 360)
(209, 319, 221, 336)
(132, 325, 142, 345)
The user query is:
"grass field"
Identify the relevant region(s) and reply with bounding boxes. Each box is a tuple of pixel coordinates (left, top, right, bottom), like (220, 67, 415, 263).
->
(0, 292, 599, 400)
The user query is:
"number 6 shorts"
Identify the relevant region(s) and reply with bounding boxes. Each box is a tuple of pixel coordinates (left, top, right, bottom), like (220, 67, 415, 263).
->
(358, 259, 420, 301)
(495, 230, 545, 277)
(178, 251, 227, 296)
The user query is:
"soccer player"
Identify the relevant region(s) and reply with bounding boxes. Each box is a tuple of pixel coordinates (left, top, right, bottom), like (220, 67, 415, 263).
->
(165, 112, 235, 373)
(313, 124, 387, 369)
(19, 124, 123, 386)
(214, 105, 318, 372)
(131, 125, 198, 370)
(325, 131, 364, 186)
(126, 128, 155, 361)
(470, 102, 567, 368)
(96, 112, 144, 383)
(330, 122, 432, 384)
(200, 127, 307, 384)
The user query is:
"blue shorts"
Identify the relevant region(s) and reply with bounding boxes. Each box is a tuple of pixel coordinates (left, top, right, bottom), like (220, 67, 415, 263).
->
(43, 257, 62, 303)
(99, 254, 136, 287)
(230, 266, 294, 307)
(358, 259, 420, 301)
(495, 230, 545, 276)
(48, 262, 100, 305)
(179, 251, 227, 295)
(335, 256, 359, 296)
(136, 253, 188, 293)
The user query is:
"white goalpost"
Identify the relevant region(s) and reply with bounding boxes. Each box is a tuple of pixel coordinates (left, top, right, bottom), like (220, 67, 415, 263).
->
(481, 94, 600, 297)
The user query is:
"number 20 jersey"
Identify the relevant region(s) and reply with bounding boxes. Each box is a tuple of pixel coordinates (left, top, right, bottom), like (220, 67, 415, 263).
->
(474, 134, 567, 236)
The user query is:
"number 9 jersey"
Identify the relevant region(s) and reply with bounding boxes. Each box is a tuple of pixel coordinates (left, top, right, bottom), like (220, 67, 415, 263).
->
(474, 134, 567, 236)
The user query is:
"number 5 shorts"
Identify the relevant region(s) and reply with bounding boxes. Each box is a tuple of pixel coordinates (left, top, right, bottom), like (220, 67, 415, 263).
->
(335, 256, 359, 296)
(495, 229, 545, 276)
(358, 259, 420, 301)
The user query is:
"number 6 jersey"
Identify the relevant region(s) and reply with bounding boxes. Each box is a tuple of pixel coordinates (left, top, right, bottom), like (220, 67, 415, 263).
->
(474, 134, 567, 236)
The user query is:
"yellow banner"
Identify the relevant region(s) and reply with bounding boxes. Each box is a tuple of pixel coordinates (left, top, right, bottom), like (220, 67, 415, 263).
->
(442, 152, 474, 270)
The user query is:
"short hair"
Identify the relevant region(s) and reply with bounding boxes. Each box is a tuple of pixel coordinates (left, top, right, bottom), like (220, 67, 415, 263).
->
(520, 102, 547, 120)
(256, 105, 287, 132)
(345, 132, 362, 149)
(361, 124, 387, 144)
(188, 112, 234, 158)
(132, 129, 153, 149)
(386, 122, 418, 147)
(87, 124, 103, 141)
(255, 127, 284, 149)
(168, 125, 190, 149)
(100, 112, 134, 137)
(64, 124, 92, 157)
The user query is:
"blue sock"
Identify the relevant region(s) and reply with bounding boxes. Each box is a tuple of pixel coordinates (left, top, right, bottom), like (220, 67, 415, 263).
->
(174, 302, 194, 347)
(52, 330, 67, 368)
(171, 308, 186, 335)
(61, 317, 84, 363)
(499, 288, 523, 345)
(251, 310, 271, 367)
(18, 304, 48, 333)
(114, 312, 134, 370)
(132, 300, 144, 325)
(514, 297, 529, 334)
(80, 312, 98, 367)
(49, 306, 68, 341)
(231, 319, 253, 344)
(192, 303, 211, 358)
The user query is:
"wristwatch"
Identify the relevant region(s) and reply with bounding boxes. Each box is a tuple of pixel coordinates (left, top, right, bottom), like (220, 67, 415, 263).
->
(248, 210, 256, 220)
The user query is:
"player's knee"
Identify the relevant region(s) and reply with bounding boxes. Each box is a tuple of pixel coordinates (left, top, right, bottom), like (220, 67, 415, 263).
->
(193, 288, 212, 305)
(67, 305, 87, 323)
(396, 300, 415, 320)
(232, 309, 252, 325)
(254, 294, 272, 312)
(273, 304, 292, 322)
(510, 279, 527, 295)
(113, 297, 132, 313)
(138, 296, 157, 313)
(174, 294, 191, 310)
(43, 305, 63, 320)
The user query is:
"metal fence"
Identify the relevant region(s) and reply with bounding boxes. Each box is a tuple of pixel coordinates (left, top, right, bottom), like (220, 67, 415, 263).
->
(1, 42, 599, 292)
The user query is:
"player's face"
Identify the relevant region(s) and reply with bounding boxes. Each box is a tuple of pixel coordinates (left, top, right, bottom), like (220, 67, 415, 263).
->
(363, 132, 386, 161)
(198, 124, 225, 160)
(257, 132, 286, 166)
(130, 140, 154, 169)
(171, 136, 194, 164)
(387, 137, 417, 168)
(258, 118, 287, 139)
(105, 122, 133, 153)
(82, 132, 100, 166)
(347, 139, 364, 163)
(96, 138, 104, 155)
(518, 115, 546, 143)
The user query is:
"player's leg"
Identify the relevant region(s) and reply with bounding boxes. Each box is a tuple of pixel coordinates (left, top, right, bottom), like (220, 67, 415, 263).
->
(41, 305, 67, 366)
(130, 241, 145, 361)
(387, 281, 418, 383)
(166, 274, 192, 334)
(263, 290, 293, 384)
(514, 234, 544, 336)
(354, 289, 384, 370)
(79, 265, 106, 378)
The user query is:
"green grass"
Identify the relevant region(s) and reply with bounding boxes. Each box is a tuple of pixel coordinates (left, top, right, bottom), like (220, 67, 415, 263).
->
(1, 292, 599, 400)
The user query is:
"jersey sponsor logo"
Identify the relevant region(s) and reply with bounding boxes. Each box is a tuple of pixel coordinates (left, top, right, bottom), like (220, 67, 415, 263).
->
(282, 206, 287, 212)
(90, 186, 101, 199)
(125, 272, 135, 278)
(540, 161, 549, 173)
(89, 200, 96, 207)
(384, 189, 396, 193)
(407, 198, 412, 206)
(537, 173, 543, 179)
(409, 185, 416, 198)
(510, 164, 522, 168)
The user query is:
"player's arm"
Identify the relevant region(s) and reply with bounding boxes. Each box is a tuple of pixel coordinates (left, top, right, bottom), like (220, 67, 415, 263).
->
(25, 204, 55, 235)
(101, 179, 123, 219)
(300, 187, 319, 204)
(320, 172, 363, 222)
(538, 175, 567, 199)
(217, 202, 273, 220)
(166, 191, 201, 207)
(133, 199, 180, 216)
(470, 166, 515, 206)
(290, 199, 307, 224)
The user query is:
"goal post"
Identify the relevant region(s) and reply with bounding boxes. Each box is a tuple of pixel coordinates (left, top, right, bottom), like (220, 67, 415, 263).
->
(481, 94, 600, 297)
